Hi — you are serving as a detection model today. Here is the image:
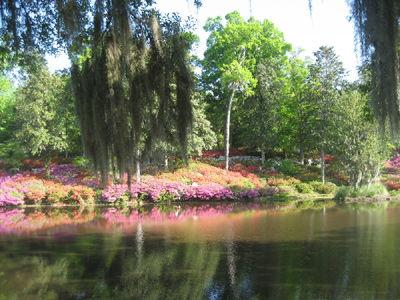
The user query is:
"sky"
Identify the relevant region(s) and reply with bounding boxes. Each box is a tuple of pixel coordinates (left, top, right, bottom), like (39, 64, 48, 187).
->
(48, 0, 359, 81)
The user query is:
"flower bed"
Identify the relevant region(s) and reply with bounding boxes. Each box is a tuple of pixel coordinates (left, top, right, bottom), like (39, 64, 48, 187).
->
(0, 165, 98, 206)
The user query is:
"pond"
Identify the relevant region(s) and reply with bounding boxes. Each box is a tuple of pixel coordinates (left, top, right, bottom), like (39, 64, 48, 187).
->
(1, 200, 400, 299)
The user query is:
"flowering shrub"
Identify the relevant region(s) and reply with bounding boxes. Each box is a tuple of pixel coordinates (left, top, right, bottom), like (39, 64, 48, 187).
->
(0, 165, 98, 206)
(385, 156, 400, 175)
(158, 161, 264, 189)
(199, 148, 250, 159)
(102, 180, 236, 203)
(268, 177, 289, 187)
(234, 188, 260, 199)
(276, 186, 295, 196)
(69, 185, 96, 204)
(385, 179, 400, 191)
(324, 154, 336, 165)
(0, 173, 26, 206)
(24, 180, 46, 204)
(45, 181, 72, 203)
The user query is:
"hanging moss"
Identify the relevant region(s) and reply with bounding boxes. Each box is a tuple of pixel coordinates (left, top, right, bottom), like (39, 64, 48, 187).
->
(71, 8, 194, 186)
(348, 0, 400, 137)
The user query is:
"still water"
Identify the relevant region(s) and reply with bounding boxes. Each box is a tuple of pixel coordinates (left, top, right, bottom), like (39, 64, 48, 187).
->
(1, 201, 400, 300)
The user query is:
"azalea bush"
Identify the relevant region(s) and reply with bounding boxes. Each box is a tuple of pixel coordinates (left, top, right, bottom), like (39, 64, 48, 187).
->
(157, 161, 264, 189)
(102, 180, 236, 203)
(0, 165, 99, 206)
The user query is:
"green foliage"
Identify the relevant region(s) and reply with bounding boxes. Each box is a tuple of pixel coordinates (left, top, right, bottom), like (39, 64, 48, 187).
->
(188, 94, 217, 155)
(157, 192, 177, 202)
(15, 60, 69, 158)
(202, 11, 291, 169)
(229, 178, 255, 190)
(307, 46, 347, 183)
(334, 183, 388, 200)
(276, 159, 302, 177)
(0, 75, 23, 165)
(358, 183, 388, 197)
(331, 89, 390, 190)
(295, 183, 313, 194)
(238, 58, 285, 152)
(334, 186, 353, 200)
(279, 53, 316, 161)
(310, 181, 337, 194)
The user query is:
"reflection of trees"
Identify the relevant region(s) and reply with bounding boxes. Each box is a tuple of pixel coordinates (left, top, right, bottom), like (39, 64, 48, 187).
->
(3, 206, 400, 299)
(19, 257, 71, 300)
(119, 240, 221, 299)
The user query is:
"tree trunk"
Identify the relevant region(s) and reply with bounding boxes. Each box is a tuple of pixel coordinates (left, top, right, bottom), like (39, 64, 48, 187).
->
(224, 46, 246, 171)
(224, 83, 238, 171)
(299, 135, 304, 165)
(127, 168, 132, 200)
(45, 155, 51, 180)
(135, 149, 141, 184)
(261, 142, 265, 165)
(111, 153, 117, 184)
(164, 152, 168, 172)
(321, 147, 325, 184)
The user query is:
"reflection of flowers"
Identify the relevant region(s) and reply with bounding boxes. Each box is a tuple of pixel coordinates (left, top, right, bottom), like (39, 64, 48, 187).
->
(0, 207, 97, 236)
(0, 201, 300, 236)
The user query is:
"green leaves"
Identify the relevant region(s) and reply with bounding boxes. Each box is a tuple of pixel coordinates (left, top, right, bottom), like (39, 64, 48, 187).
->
(14, 62, 69, 157)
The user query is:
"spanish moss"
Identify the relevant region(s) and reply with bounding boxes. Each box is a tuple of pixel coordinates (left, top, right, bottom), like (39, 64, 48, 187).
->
(348, 0, 400, 137)
(71, 5, 194, 187)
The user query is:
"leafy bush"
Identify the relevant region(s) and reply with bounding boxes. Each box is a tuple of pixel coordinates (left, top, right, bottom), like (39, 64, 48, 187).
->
(334, 183, 388, 200)
(358, 183, 388, 197)
(295, 183, 313, 194)
(276, 159, 302, 177)
(334, 186, 352, 200)
(156, 192, 177, 202)
(310, 181, 337, 194)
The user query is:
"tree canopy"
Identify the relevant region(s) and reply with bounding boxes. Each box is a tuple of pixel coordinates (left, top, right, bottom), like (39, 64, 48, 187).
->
(15, 60, 69, 178)
(202, 11, 291, 169)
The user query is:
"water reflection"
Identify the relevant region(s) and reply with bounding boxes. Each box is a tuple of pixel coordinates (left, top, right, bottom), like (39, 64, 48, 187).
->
(1, 201, 400, 299)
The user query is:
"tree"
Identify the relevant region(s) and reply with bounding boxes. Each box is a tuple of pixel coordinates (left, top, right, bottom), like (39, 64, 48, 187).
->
(202, 11, 291, 170)
(238, 59, 285, 164)
(0, 1, 200, 190)
(149, 91, 217, 172)
(307, 46, 347, 183)
(0, 76, 16, 154)
(15, 60, 69, 178)
(332, 90, 389, 190)
(71, 12, 196, 188)
(279, 53, 318, 164)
